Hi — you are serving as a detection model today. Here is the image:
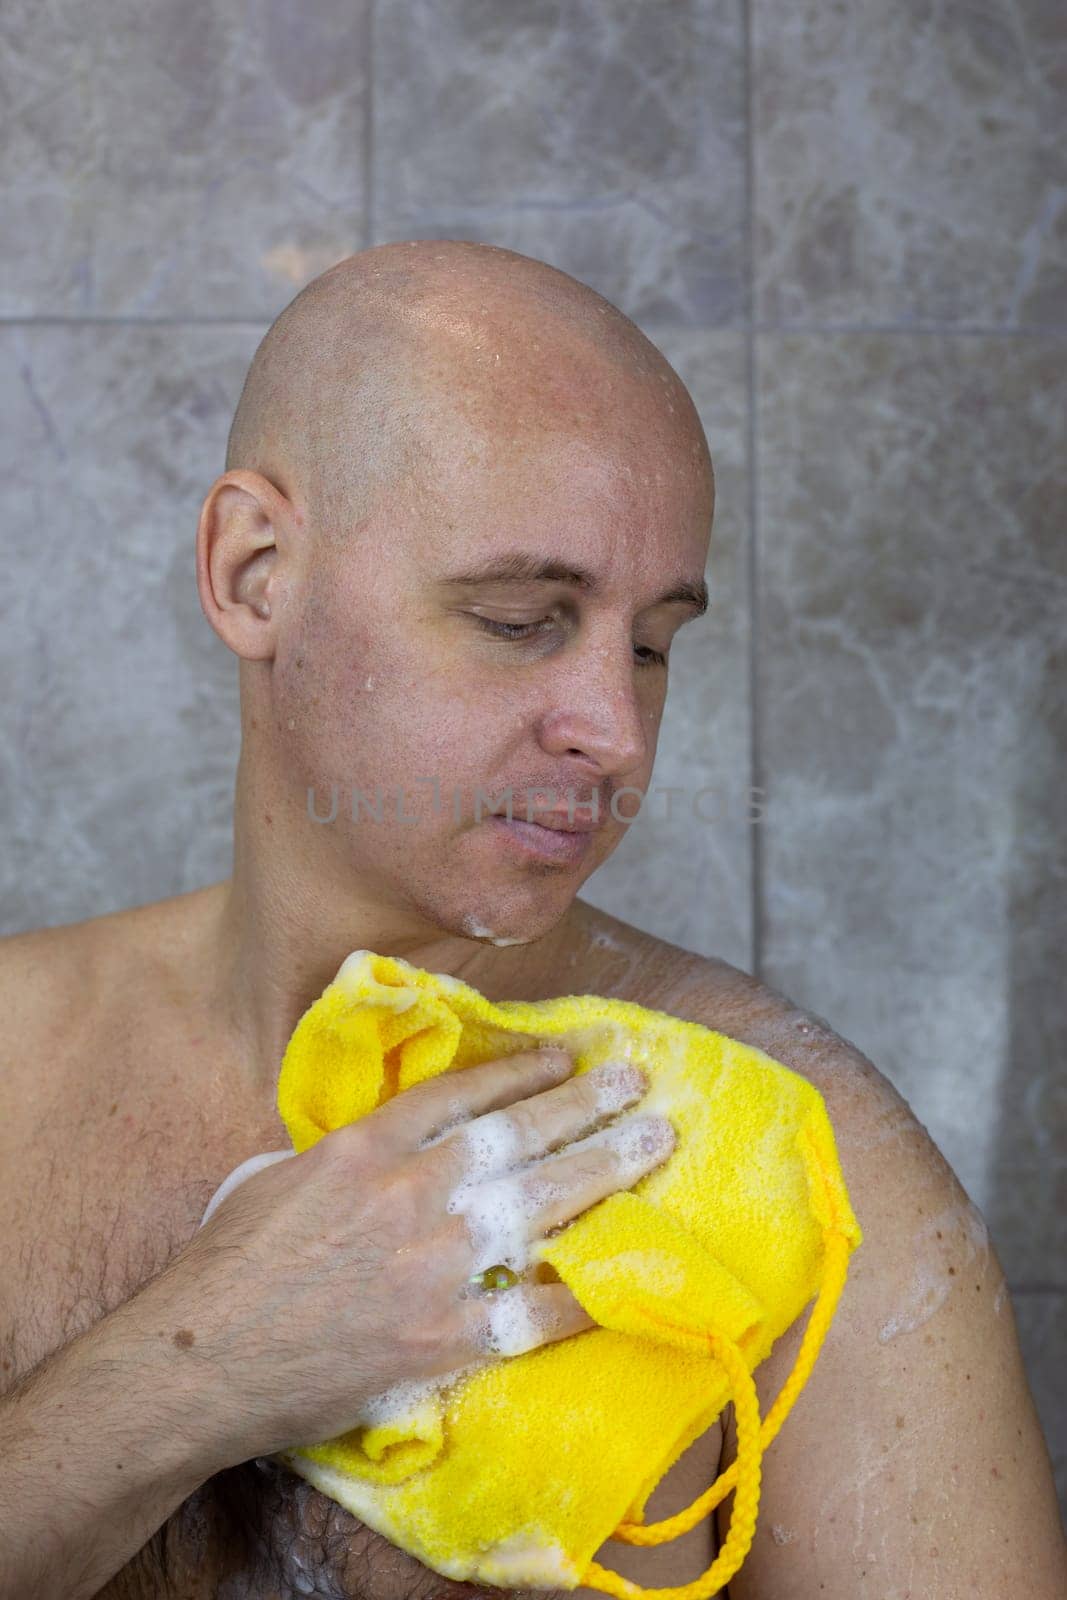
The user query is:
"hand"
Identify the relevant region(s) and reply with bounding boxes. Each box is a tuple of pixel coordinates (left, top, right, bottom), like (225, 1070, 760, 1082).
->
(156, 1048, 675, 1462)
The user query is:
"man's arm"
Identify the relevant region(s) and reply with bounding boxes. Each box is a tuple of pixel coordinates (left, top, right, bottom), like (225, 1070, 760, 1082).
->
(667, 962, 1066, 1599)
(0, 1279, 232, 1600)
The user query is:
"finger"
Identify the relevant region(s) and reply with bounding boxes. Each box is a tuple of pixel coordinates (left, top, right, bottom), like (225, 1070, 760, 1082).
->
(424, 1059, 649, 1185)
(444, 1111, 676, 1278)
(377, 1047, 576, 1153)
(462, 1282, 600, 1362)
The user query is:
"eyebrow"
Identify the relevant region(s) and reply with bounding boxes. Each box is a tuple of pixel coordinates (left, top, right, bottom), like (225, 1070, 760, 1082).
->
(437, 550, 709, 617)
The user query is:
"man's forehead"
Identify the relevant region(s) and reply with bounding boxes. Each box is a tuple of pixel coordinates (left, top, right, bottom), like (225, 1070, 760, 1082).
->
(417, 409, 708, 518)
(377, 412, 711, 599)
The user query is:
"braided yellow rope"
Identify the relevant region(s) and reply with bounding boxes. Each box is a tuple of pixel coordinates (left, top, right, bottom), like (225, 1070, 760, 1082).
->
(576, 1230, 852, 1597)
(579, 1328, 762, 1599)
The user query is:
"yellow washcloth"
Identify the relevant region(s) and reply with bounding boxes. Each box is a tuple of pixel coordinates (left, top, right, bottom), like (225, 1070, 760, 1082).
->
(272, 949, 862, 1595)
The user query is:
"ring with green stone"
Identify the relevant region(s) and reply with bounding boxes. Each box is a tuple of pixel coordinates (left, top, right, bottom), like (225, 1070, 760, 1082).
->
(469, 1264, 520, 1292)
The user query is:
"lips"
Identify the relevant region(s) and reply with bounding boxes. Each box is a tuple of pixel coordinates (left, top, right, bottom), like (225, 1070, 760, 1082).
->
(487, 815, 596, 864)
(497, 810, 602, 834)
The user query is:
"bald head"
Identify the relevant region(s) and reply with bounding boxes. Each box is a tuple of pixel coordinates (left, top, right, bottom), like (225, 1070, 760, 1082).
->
(209, 241, 717, 961)
(224, 240, 713, 547)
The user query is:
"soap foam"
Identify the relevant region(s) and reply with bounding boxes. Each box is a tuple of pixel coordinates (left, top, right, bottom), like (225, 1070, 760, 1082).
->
(350, 1361, 486, 1428)
(460, 915, 531, 947)
(877, 1200, 990, 1344)
(341, 1063, 663, 1417)
(442, 1066, 663, 1278)
(482, 1527, 576, 1586)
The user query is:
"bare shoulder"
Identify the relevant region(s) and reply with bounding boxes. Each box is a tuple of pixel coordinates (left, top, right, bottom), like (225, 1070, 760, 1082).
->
(0, 900, 150, 1002)
(628, 938, 1067, 1596)
(637, 936, 994, 1345)
(0, 918, 102, 1100)
(602, 925, 962, 1285)
(0, 917, 89, 1018)
(0, 896, 183, 1139)
(578, 905, 900, 1116)
(649, 942, 923, 1153)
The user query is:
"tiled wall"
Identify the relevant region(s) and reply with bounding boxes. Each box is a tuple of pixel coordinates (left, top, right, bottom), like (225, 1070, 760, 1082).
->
(2, 1, 1063, 1511)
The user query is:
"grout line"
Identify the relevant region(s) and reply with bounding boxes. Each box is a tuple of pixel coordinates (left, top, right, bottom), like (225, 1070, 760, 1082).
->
(741, 0, 764, 981)
(0, 317, 274, 327)
(754, 321, 1067, 336)
(0, 316, 1065, 334)
(363, 0, 375, 249)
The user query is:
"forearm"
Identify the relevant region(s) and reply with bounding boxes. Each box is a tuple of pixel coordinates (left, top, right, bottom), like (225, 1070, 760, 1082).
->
(0, 1286, 234, 1600)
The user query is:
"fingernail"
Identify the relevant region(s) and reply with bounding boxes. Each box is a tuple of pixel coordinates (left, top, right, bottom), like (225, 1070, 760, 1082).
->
(595, 1062, 646, 1097)
(540, 1049, 574, 1077)
(640, 1117, 674, 1155)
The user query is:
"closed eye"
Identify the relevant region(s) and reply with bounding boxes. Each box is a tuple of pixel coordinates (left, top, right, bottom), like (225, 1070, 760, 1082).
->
(470, 614, 667, 668)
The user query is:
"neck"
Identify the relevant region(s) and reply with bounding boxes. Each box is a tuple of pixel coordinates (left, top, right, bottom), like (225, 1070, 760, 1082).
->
(193, 757, 578, 1091)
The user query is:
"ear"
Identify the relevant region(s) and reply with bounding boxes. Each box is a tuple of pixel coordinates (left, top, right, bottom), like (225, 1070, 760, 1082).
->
(195, 469, 303, 661)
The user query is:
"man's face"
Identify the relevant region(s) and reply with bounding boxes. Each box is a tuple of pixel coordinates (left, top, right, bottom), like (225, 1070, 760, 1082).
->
(271, 392, 711, 946)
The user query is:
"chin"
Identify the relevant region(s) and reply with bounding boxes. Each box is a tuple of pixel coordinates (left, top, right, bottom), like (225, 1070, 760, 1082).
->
(458, 896, 576, 949)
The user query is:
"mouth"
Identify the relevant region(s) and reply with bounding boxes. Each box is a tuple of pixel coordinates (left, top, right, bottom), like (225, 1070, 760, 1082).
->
(504, 809, 601, 834)
(486, 814, 597, 864)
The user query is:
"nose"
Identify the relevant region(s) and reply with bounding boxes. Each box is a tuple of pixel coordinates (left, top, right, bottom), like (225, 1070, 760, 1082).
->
(535, 630, 654, 780)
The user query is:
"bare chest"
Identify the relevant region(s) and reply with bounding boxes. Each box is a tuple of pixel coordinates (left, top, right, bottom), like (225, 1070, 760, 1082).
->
(0, 950, 722, 1600)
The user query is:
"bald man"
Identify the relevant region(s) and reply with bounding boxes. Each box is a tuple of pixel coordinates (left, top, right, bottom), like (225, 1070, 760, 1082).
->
(0, 240, 1062, 1600)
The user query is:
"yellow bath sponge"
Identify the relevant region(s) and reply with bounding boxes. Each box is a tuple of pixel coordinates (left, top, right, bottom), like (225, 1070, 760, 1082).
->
(272, 949, 862, 1595)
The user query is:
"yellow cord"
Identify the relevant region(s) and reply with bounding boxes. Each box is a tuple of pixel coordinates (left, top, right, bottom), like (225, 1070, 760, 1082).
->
(576, 1230, 852, 1597)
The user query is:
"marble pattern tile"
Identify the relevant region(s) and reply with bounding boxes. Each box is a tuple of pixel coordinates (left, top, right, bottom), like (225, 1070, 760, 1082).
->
(1012, 1292, 1066, 1513)
(753, 0, 1067, 326)
(371, 0, 746, 325)
(1, 1, 370, 316)
(0, 324, 263, 928)
(1, 0, 1061, 1520)
(757, 332, 1066, 1287)
(0, 317, 752, 968)
(579, 329, 752, 970)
